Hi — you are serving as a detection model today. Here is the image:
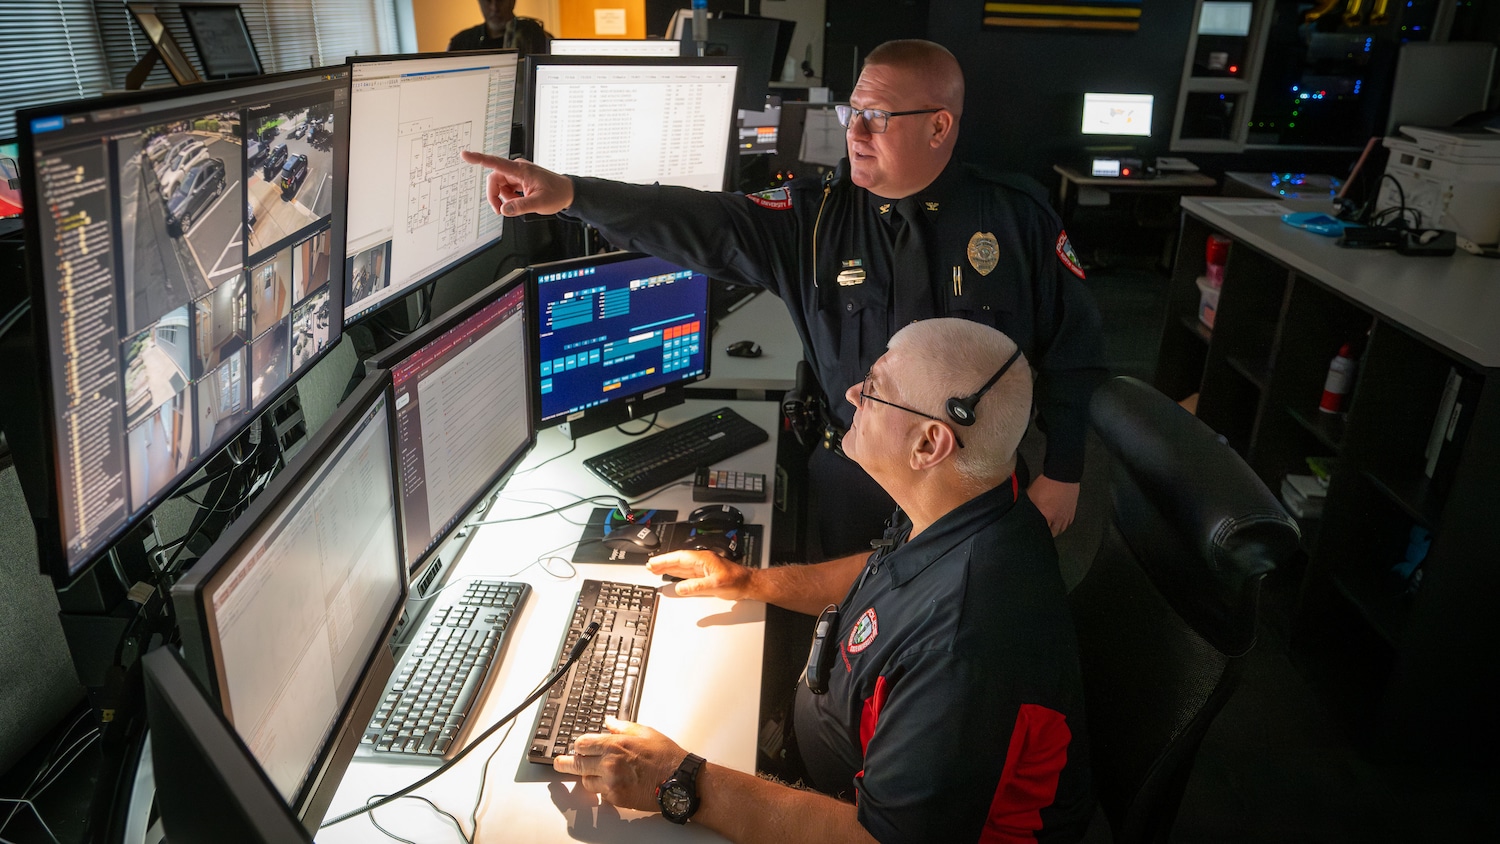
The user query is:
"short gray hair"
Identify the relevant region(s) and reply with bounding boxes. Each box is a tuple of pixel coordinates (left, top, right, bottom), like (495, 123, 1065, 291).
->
(885, 319, 1031, 486)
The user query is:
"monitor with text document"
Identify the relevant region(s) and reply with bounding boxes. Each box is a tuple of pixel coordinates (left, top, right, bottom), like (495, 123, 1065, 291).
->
(171, 372, 405, 829)
(530, 252, 711, 439)
(364, 268, 535, 575)
(343, 51, 520, 326)
(1081, 92, 1154, 137)
(17, 67, 350, 581)
(527, 55, 740, 192)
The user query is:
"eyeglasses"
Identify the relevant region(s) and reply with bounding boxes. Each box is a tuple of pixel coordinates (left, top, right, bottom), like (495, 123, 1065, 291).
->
(834, 105, 941, 134)
(859, 372, 965, 449)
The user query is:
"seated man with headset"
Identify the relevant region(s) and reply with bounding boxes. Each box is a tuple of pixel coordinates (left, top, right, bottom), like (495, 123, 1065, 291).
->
(553, 319, 1093, 843)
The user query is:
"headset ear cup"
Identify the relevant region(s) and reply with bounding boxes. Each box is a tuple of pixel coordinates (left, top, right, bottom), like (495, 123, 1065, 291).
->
(946, 397, 977, 426)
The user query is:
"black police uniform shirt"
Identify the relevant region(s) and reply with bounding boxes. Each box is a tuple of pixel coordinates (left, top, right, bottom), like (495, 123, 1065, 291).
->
(563, 158, 1106, 484)
(792, 480, 1092, 843)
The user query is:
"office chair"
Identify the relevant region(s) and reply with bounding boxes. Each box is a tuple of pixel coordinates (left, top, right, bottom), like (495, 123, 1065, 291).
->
(1071, 377, 1299, 844)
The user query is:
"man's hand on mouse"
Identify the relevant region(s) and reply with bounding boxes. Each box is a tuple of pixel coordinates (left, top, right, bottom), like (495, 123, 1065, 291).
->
(647, 550, 753, 599)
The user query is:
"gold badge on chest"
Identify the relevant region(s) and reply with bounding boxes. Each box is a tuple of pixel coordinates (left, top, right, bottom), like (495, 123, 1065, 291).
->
(967, 231, 999, 277)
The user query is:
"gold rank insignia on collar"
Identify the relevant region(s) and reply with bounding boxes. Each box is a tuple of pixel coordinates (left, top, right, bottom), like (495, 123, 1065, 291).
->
(878, 203, 891, 214)
(968, 231, 999, 276)
(925, 201, 939, 212)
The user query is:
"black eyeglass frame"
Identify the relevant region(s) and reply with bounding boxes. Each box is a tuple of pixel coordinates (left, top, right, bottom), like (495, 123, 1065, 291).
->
(834, 105, 942, 134)
(858, 373, 966, 449)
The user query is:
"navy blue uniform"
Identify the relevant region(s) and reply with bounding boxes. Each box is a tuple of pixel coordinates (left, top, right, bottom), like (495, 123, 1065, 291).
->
(565, 159, 1105, 552)
(792, 480, 1092, 843)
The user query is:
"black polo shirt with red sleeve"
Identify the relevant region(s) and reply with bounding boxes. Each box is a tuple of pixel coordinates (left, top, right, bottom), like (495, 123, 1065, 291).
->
(791, 479, 1093, 843)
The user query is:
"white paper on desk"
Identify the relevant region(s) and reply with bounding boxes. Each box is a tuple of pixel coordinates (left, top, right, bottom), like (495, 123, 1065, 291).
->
(800, 108, 847, 167)
(1200, 200, 1287, 216)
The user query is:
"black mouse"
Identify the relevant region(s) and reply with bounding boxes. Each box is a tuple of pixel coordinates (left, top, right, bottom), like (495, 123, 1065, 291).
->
(687, 504, 744, 530)
(687, 528, 742, 561)
(726, 340, 762, 358)
(601, 524, 660, 554)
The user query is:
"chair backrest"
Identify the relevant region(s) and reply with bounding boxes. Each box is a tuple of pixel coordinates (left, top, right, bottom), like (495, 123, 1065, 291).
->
(1071, 377, 1299, 843)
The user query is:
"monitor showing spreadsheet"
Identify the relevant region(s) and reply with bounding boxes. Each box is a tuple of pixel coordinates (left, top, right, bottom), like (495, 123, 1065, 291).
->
(527, 56, 740, 192)
(551, 39, 682, 57)
(344, 51, 520, 325)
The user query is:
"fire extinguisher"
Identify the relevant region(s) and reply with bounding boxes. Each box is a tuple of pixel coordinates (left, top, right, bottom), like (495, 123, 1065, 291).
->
(1320, 343, 1356, 414)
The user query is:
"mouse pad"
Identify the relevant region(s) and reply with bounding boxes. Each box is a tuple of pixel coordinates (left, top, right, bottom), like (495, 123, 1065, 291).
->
(572, 507, 763, 565)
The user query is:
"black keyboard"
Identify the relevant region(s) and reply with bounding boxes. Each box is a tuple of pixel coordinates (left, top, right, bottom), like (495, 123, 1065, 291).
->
(528, 580, 659, 762)
(362, 579, 530, 758)
(583, 407, 769, 497)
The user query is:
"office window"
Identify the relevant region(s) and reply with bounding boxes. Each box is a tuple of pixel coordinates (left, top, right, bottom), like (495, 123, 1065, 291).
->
(0, 1, 113, 137)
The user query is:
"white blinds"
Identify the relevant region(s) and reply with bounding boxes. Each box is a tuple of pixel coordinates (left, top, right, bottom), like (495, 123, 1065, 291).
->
(0, 0, 114, 137)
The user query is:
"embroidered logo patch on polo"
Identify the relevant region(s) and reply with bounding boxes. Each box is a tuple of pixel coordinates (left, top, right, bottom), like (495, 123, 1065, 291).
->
(847, 608, 879, 653)
(746, 187, 792, 210)
(1056, 231, 1086, 280)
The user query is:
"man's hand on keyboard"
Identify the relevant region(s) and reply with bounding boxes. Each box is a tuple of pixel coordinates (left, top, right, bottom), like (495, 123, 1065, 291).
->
(647, 550, 753, 600)
(554, 716, 686, 813)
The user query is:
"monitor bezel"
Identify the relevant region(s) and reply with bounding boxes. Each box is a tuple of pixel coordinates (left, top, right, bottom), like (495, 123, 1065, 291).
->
(16, 65, 353, 584)
(170, 370, 406, 821)
(341, 49, 521, 329)
(523, 54, 742, 192)
(527, 251, 713, 436)
(363, 266, 537, 575)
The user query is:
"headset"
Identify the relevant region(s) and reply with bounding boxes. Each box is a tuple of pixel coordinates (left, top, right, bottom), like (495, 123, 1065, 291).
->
(944, 346, 1024, 427)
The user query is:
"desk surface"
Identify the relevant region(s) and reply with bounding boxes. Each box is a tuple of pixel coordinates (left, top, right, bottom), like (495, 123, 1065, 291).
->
(319, 399, 782, 843)
(1054, 164, 1217, 189)
(1181, 196, 1500, 368)
(702, 291, 802, 396)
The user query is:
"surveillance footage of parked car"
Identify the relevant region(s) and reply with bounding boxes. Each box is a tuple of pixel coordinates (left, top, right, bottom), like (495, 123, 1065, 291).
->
(247, 102, 335, 255)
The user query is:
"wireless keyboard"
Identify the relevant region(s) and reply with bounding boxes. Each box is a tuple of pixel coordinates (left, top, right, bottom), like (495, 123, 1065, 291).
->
(362, 579, 529, 758)
(528, 579, 659, 762)
(582, 407, 769, 497)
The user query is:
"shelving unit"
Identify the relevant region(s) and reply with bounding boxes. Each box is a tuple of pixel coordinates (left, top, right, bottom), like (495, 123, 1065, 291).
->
(1157, 196, 1500, 766)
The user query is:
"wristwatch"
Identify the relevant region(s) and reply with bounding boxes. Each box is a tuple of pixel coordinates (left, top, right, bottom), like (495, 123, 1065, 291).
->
(655, 752, 706, 824)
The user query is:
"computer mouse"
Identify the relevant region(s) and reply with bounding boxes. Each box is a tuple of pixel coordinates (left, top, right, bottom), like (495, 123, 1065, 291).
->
(687, 528, 742, 561)
(602, 525, 660, 554)
(726, 340, 762, 358)
(687, 504, 744, 530)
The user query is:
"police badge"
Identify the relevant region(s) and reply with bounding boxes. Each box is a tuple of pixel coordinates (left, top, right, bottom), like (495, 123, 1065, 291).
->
(967, 231, 999, 276)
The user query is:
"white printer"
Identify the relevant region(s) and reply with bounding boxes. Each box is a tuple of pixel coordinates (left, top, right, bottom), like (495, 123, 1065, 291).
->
(1378, 126, 1500, 245)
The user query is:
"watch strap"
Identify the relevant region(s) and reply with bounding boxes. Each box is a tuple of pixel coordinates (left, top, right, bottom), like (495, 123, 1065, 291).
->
(658, 752, 706, 823)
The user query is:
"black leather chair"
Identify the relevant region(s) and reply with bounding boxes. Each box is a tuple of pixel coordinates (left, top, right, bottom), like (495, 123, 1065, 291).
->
(1071, 377, 1300, 843)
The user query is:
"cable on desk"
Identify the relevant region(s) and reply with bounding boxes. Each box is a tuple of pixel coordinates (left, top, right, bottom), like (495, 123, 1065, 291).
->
(613, 413, 660, 436)
(469, 712, 521, 840)
(0, 709, 91, 835)
(509, 439, 577, 477)
(365, 792, 471, 844)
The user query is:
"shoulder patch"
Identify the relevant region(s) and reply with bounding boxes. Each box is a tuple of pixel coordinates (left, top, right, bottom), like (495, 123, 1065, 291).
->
(746, 187, 793, 210)
(1055, 231, 1086, 280)
(847, 608, 879, 653)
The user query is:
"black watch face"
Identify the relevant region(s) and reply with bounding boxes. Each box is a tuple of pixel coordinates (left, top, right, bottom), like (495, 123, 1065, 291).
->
(661, 782, 692, 818)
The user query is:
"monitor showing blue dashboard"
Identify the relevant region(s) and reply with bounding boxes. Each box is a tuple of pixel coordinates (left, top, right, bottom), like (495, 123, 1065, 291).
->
(531, 252, 710, 437)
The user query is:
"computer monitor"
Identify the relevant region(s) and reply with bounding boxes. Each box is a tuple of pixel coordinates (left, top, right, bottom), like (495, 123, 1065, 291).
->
(551, 39, 682, 57)
(17, 67, 351, 581)
(678, 16, 780, 112)
(1081, 93, 1154, 137)
(143, 647, 314, 843)
(343, 51, 520, 326)
(0, 138, 20, 220)
(364, 269, 535, 575)
(530, 252, 710, 440)
(738, 96, 781, 155)
(171, 372, 405, 828)
(527, 55, 740, 192)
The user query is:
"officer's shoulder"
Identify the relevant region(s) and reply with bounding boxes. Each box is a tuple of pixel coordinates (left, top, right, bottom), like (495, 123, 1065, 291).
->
(963, 164, 1061, 223)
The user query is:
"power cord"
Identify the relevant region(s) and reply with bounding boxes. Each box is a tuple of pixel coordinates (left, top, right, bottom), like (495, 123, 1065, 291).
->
(614, 413, 660, 436)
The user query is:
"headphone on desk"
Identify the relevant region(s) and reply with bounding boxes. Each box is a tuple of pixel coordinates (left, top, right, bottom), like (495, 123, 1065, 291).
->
(944, 346, 1024, 426)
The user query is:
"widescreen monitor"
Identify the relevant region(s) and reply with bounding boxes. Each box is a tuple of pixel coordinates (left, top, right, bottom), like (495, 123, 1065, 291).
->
(551, 39, 682, 57)
(527, 56, 740, 192)
(17, 67, 350, 581)
(0, 138, 20, 219)
(171, 372, 405, 827)
(344, 50, 520, 326)
(1081, 93, 1154, 137)
(365, 269, 535, 574)
(531, 252, 710, 440)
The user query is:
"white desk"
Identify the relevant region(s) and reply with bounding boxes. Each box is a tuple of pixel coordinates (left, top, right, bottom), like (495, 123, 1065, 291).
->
(319, 399, 781, 843)
(701, 291, 803, 398)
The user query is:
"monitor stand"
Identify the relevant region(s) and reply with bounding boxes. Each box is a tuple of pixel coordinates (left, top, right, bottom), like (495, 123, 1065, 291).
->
(559, 384, 687, 441)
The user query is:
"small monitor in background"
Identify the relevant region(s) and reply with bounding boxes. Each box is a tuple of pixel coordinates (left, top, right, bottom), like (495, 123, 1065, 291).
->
(678, 16, 780, 112)
(364, 269, 535, 575)
(180, 3, 265, 79)
(1082, 93, 1154, 137)
(551, 39, 682, 57)
(171, 373, 405, 825)
(1197, 1, 1253, 36)
(719, 12, 797, 83)
(528, 56, 740, 192)
(737, 96, 781, 155)
(17, 66, 351, 582)
(344, 51, 520, 327)
(530, 252, 711, 441)
(0, 139, 20, 220)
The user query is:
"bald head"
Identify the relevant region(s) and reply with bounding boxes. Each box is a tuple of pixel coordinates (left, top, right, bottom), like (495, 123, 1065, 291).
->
(864, 40, 965, 120)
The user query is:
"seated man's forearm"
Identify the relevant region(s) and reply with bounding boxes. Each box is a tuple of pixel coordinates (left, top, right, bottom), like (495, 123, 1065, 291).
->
(695, 764, 876, 844)
(748, 553, 868, 616)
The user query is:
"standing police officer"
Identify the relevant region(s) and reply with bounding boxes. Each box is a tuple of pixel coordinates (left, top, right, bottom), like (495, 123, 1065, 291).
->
(461, 40, 1105, 555)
